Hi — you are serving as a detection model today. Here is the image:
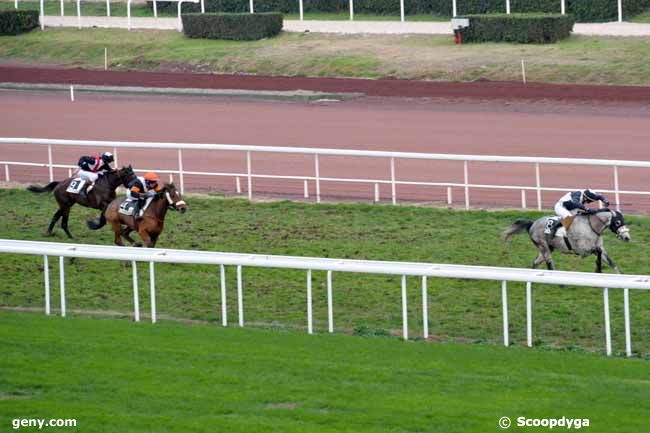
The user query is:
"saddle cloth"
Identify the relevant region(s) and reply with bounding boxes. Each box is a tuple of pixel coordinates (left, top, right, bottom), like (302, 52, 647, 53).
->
(66, 178, 86, 194)
(549, 216, 567, 238)
(119, 199, 138, 216)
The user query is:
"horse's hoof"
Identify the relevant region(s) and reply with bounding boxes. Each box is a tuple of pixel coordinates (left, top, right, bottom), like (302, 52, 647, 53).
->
(134, 242, 143, 248)
(45, 231, 54, 237)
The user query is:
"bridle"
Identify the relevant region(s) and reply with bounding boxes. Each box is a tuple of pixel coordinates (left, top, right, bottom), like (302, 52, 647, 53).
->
(164, 190, 186, 211)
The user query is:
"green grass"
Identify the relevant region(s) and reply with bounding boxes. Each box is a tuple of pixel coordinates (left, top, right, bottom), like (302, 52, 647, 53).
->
(630, 10, 650, 22)
(3, 27, 650, 84)
(0, 188, 649, 356)
(1, 311, 649, 433)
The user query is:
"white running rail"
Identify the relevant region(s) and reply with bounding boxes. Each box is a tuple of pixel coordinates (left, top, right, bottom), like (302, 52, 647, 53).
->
(1, 137, 649, 211)
(1, 239, 647, 357)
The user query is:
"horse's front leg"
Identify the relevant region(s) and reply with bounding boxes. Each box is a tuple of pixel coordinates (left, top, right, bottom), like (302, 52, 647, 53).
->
(594, 248, 603, 273)
(600, 249, 622, 274)
(137, 229, 154, 248)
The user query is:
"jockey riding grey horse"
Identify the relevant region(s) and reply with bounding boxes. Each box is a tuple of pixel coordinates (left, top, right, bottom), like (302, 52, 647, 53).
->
(503, 209, 630, 273)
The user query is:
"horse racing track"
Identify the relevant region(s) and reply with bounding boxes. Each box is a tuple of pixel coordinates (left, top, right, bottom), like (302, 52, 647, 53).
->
(1, 77, 650, 432)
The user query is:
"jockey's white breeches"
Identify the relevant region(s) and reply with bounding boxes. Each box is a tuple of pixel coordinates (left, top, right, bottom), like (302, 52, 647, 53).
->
(554, 201, 577, 219)
(78, 170, 99, 182)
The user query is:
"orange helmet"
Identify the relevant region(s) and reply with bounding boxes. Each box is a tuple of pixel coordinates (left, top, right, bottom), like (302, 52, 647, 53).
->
(144, 172, 160, 183)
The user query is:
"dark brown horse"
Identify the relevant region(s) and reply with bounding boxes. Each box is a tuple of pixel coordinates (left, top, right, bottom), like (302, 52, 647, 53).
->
(91, 182, 187, 248)
(28, 165, 135, 238)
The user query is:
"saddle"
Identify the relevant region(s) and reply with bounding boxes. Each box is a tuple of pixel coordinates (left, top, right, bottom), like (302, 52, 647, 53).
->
(65, 178, 86, 194)
(119, 199, 138, 216)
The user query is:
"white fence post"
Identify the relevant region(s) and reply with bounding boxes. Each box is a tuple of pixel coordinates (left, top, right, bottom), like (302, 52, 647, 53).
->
(535, 163, 542, 210)
(132, 261, 140, 322)
(506, 0, 510, 14)
(220, 264, 227, 326)
(521, 189, 527, 209)
(249, 0, 254, 13)
(400, 0, 404, 22)
(201, 0, 204, 13)
(390, 157, 396, 205)
(447, 187, 452, 205)
(314, 154, 321, 203)
(307, 270, 313, 334)
(374, 183, 380, 203)
(349, 0, 353, 20)
(177, 149, 185, 195)
(327, 270, 333, 333)
(153, 0, 157, 17)
(561, 0, 565, 15)
(526, 282, 532, 347)
(613, 166, 620, 211)
(502, 280, 509, 347)
(246, 151, 252, 201)
(47, 144, 54, 182)
(76, 0, 81, 29)
(421, 276, 428, 339)
(237, 265, 244, 327)
(60, 0, 64, 16)
(618, 0, 623, 23)
(4, 164, 9, 182)
(59, 256, 66, 317)
(452, 0, 457, 17)
(299, 0, 304, 21)
(39, 0, 44, 30)
(149, 261, 156, 323)
(603, 288, 612, 356)
(303, 180, 309, 199)
(624, 288, 631, 357)
(106, 0, 110, 17)
(463, 160, 469, 209)
(44, 255, 50, 315)
(401, 275, 408, 341)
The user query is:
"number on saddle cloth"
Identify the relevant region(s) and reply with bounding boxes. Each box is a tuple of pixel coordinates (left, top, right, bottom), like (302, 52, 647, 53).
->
(66, 178, 86, 194)
(119, 199, 138, 216)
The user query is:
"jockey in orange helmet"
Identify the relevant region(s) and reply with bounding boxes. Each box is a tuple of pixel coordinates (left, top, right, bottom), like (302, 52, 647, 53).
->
(126, 172, 162, 219)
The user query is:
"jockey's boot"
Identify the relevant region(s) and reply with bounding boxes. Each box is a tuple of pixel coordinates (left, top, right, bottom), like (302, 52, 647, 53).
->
(134, 200, 145, 220)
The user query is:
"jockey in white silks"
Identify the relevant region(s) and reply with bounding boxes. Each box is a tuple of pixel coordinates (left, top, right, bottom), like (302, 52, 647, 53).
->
(545, 189, 610, 236)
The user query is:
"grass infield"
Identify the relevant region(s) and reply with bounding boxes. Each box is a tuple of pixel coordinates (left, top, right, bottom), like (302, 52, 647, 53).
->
(0, 188, 649, 356)
(1, 311, 649, 433)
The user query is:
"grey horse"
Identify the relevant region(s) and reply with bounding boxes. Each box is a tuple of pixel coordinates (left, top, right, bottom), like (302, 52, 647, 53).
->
(503, 209, 630, 273)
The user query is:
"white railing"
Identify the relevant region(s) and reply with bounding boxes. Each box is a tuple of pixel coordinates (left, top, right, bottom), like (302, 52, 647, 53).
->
(0, 239, 647, 357)
(1, 137, 649, 211)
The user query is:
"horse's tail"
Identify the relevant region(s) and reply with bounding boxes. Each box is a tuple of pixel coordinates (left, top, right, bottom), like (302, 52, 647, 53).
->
(87, 211, 107, 230)
(27, 181, 59, 194)
(502, 219, 534, 241)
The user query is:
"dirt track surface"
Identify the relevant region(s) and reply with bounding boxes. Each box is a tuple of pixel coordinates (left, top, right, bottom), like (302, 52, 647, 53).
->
(4, 65, 650, 102)
(2, 87, 650, 213)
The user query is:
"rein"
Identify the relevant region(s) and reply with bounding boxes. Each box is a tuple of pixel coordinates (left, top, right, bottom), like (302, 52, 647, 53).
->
(586, 212, 610, 236)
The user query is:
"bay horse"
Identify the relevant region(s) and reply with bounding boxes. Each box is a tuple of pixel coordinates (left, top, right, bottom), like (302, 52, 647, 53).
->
(90, 182, 187, 248)
(503, 209, 630, 273)
(28, 165, 135, 238)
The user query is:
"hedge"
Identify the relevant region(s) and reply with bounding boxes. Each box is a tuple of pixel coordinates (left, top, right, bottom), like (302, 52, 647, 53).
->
(149, 0, 650, 22)
(458, 13, 574, 43)
(0, 10, 39, 35)
(182, 12, 283, 40)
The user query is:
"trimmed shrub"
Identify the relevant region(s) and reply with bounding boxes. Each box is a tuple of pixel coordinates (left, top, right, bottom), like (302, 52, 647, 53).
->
(0, 10, 39, 35)
(459, 13, 575, 44)
(150, 0, 650, 22)
(182, 12, 283, 40)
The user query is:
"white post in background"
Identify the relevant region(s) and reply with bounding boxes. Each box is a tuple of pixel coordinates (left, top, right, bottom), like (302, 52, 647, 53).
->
(15, 0, 18, 9)
(40, 0, 44, 30)
(447, 187, 452, 205)
(303, 180, 309, 199)
(47, 144, 54, 182)
(521, 59, 526, 84)
(4, 164, 9, 182)
(153, 0, 157, 17)
(299, 0, 303, 20)
(60, 0, 64, 16)
(401, 276, 408, 341)
(127, 0, 132, 30)
(617, 0, 623, 23)
(421, 276, 428, 339)
(106, 0, 111, 17)
(201, 0, 204, 13)
(506, 0, 510, 14)
(132, 261, 140, 322)
(104, 47, 108, 71)
(249, 0, 254, 13)
(237, 265, 243, 327)
(463, 160, 469, 210)
(59, 256, 66, 317)
(76, 0, 81, 29)
(603, 288, 612, 356)
(624, 288, 631, 357)
(246, 151, 252, 200)
(452, 0, 457, 17)
(561, 0, 565, 15)
(349, 0, 354, 20)
(44, 256, 50, 315)
(177, 149, 184, 194)
(70, 85, 75, 102)
(535, 163, 542, 210)
(521, 189, 527, 209)
(526, 282, 532, 347)
(220, 264, 227, 326)
(314, 154, 321, 203)
(613, 166, 620, 211)
(149, 261, 156, 323)
(501, 280, 509, 347)
(400, 0, 404, 22)
(326, 270, 333, 333)
(306, 270, 313, 334)
(390, 157, 396, 205)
